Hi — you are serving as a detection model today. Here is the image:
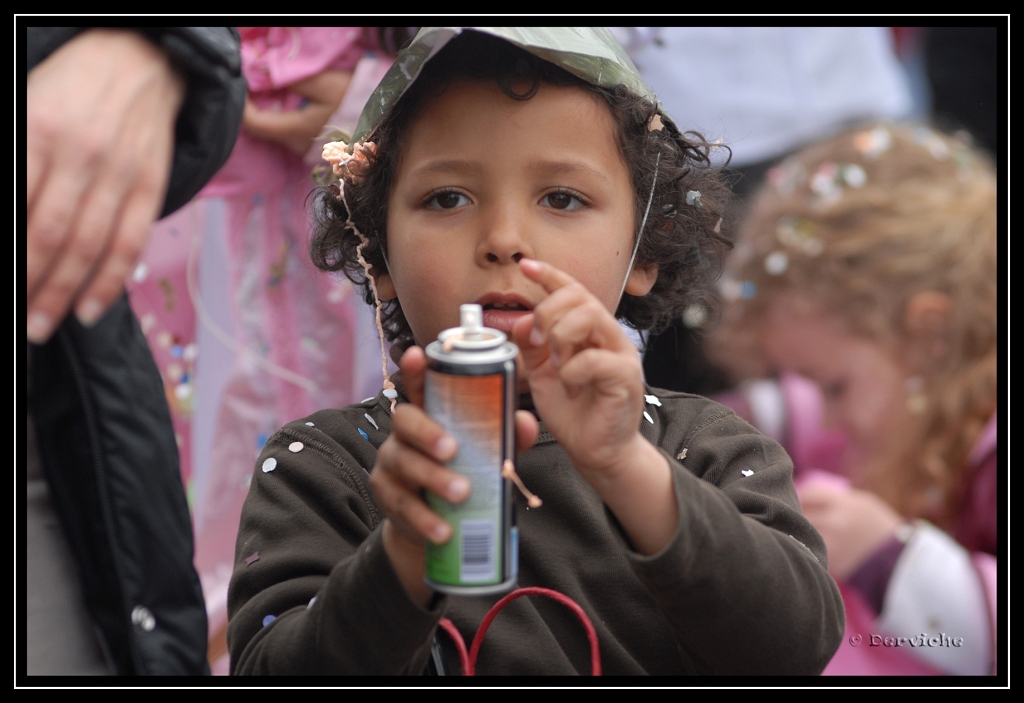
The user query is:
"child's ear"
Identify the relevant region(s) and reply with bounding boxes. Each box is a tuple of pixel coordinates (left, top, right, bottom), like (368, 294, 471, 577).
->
(624, 264, 659, 297)
(374, 269, 398, 300)
(902, 290, 953, 368)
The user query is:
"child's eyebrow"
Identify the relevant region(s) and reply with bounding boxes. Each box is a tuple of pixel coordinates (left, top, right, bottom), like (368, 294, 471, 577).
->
(526, 159, 611, 183)
(407, 158, 611, 183)
(406, 159, 484, 179)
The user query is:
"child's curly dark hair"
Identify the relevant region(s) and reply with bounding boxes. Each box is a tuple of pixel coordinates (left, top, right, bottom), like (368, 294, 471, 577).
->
(310, 31, 733, 360)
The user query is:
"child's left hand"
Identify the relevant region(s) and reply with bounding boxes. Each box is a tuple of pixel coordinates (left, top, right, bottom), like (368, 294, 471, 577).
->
(512, 258, 677, 554)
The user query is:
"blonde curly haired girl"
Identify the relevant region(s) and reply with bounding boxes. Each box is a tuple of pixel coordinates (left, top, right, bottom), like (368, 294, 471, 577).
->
(709, 122, 998, 675)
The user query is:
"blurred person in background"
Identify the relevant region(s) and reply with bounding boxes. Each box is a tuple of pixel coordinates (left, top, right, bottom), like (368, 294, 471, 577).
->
(125, 27, 414, 672)
(609, 27, 915, 398)
(707, 122, 997, 675)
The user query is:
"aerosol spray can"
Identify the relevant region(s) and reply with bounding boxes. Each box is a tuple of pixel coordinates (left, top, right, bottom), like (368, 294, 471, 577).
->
(423, 303, 518, 594)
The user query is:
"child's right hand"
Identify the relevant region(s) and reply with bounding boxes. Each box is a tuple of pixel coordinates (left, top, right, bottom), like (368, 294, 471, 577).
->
(242, 69, 353, 156)
(370, 346, 539, 606)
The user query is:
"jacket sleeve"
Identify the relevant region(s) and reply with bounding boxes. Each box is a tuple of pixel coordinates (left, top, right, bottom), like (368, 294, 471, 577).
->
(226, 413, 442, 675)
(620, 399, 845, 675)
(25, 26, 246, 217)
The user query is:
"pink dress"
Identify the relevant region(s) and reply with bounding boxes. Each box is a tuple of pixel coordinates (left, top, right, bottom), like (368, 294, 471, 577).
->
(128, 27, 393, 674)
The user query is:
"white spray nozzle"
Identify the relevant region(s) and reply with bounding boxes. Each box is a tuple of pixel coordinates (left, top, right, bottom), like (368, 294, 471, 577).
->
(460, 304, 483, 334)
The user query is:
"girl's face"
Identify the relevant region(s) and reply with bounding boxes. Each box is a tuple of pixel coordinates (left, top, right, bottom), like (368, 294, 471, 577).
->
(378, 80, 652, 349)
(759, 294, 913, 473)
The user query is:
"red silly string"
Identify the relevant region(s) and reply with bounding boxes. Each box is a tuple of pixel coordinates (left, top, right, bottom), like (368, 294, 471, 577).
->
(437, 586, 601, 676)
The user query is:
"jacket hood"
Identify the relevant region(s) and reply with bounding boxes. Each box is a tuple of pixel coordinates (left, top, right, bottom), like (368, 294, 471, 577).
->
(350, 26, 672, 146)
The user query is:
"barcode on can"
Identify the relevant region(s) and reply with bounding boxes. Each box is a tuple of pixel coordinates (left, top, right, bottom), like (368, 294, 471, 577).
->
(460, 519, 495, 582)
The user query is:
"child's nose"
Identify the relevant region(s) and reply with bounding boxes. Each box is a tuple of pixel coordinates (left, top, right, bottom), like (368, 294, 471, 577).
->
(477, 206, 535, 265)
(485, 251, 524, 263)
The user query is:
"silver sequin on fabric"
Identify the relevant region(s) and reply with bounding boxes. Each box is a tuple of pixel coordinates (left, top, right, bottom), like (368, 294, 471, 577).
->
(131, 605, 156, 632)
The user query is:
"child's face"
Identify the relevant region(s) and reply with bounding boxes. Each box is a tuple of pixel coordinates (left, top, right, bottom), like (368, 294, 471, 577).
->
(377, 80, 649, 348)
(759, 294, 913, 473)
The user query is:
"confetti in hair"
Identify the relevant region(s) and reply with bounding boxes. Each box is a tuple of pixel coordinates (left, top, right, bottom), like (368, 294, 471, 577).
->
(764, 250, 789, 276)
(853, 126, 893, 159)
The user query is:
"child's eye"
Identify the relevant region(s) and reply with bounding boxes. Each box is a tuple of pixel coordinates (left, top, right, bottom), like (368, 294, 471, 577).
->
(821, 380, 846, 401)
(425, 190, 470, 210)
(543, 189, 586, 211)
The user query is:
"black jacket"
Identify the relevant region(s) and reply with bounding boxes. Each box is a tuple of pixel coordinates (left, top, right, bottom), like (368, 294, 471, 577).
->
(227, 390, 843, 675)
(26, 26, 246, 676)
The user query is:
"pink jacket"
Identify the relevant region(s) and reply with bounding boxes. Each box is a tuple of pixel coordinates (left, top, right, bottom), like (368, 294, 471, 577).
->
(714, 379, 997, 675)
(805, 416, 997, 676)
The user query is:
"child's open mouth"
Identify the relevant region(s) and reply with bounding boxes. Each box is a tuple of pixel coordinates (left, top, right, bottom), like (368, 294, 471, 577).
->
(478, 295, 532, 333)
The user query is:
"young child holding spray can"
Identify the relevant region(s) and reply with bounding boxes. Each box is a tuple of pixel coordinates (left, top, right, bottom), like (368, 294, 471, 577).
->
(226, 28, 843, 676)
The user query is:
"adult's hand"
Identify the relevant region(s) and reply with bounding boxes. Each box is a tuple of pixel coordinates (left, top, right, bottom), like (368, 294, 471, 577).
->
(26, 28, 186, 343)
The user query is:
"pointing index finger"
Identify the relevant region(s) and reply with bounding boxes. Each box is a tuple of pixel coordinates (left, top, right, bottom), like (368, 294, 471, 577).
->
(518, 258, 576, 294)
